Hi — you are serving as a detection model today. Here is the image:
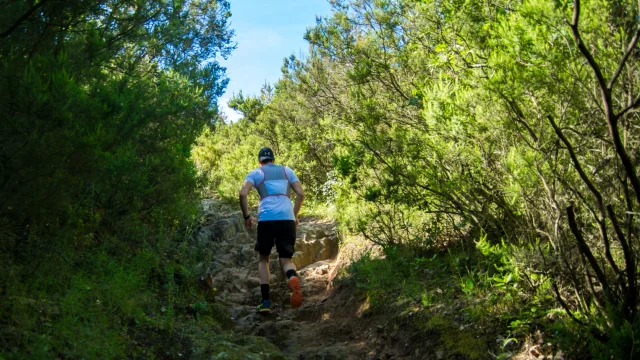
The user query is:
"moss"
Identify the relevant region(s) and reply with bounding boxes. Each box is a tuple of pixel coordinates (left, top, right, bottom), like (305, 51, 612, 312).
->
(442, 330, 488, 360)
(420, 314, 488, 359)
(192, 335, 285, 360)
(425, 314, 450, 331)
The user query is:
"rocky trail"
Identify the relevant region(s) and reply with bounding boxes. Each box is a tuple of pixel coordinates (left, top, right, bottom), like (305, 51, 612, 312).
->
(194, 199, 412, 360)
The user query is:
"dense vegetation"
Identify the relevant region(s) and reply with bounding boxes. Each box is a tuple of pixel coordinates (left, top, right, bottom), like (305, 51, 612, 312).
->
(4, 0, 640, 357)
(0, 1, 282, 358)
(195, 0, 640, 357)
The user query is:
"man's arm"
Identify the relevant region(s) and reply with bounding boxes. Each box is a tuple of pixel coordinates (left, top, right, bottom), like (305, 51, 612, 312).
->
(291, 181, 305, 226)
(239, 181, 254, 228)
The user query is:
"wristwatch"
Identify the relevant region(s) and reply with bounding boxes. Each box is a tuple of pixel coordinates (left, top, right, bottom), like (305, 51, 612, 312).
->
(243, 214, 251, 220)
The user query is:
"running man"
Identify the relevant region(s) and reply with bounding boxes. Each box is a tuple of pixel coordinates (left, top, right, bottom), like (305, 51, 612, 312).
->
(239, 147, 305, 313)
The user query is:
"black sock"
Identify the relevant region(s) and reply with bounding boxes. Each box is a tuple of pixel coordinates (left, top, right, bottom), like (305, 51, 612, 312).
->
(260, 284, 270, 301)
(286, 269, 298, 279)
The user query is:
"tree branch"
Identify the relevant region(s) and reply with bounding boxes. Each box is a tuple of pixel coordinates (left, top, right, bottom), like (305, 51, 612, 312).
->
(568, 0, 609, 104)
(608, 27, 640, 90)
(497, 92, 539, 142)
(549, 114, 625, 288)
(552, 282, 586, 326)
(617, 93, 640, 118)
(0, 0, 50, 39)
(567, 205, 614, 303)
(606, 205, 636, 317)
(547, 115, 602, 207)
(568, 0, 640, 205)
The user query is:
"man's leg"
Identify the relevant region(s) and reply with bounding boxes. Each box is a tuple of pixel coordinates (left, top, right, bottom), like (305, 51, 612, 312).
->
(259, 254, 271, 299)
(274, 220, 303, 308)
(255, 221, 275, 313)
(279, 258, 296, 278)
(280, 258, 303, 308)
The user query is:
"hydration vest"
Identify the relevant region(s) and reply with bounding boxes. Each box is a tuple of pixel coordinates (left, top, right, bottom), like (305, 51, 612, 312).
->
(256, 164, 291, 200)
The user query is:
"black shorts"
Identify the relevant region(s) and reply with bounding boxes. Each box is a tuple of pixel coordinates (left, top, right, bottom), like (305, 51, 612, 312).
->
(255, 220, 296, 258)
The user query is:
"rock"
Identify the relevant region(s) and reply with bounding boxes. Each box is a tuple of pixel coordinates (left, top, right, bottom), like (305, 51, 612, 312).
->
(292, 233, 339, 269)
(242, 244, 256, 258)
(231, 307, 249, 319)
(229, 232, 253, 245)
(195, 225, 215, 246)
(237, 313, 263, 328)
(231, 245, 256, 266)
(530, 345, 541, 357)
(292, 251, 310, 270)
(193, 200, 350, 358)
(253, 320, 296, 348)
(199, 199, 224, 218)
(300, 262, 332, 276)
(251, 286, 261, 299)
(301, 277, 326, 296)
(193, 262, 212, 279)
(209, 260, 225, 274)
(211, 219, 238, 242)
(269, 259, 281, 275)
(553, 351, 566, 360)
(297, 346, 348, 360)
(246, 277, 261, 288)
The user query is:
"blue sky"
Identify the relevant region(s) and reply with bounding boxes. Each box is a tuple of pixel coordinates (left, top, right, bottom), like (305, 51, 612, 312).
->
(218, 1, 333, 121)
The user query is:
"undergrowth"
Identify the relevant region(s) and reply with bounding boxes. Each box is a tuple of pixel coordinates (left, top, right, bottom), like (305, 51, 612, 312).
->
(338, 234, 576, 358)
(0, 204, 281, 359)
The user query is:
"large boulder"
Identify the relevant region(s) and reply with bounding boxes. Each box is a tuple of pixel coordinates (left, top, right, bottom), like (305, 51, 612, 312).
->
(195, 225, 215, 247)
(292, 224, 339, 269)
(195, 217, 244, 246)
(229, 232, 254, 245)
(296, 346, 349, 360)
(199, 198, 223, 218)
(212, 218, 241, 242)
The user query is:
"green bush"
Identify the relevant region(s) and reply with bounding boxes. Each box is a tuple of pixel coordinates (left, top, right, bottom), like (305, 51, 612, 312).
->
(0, 0, 239, 357)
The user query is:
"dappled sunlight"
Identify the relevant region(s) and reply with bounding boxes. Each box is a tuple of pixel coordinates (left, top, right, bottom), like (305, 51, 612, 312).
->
(4, 0, 639, 357)
(356, 297, 371, 318)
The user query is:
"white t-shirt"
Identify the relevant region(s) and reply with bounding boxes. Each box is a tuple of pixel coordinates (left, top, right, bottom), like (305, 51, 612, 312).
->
(245, 165, 300, 221)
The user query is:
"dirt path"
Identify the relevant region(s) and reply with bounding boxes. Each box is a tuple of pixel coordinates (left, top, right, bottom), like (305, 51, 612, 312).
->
(196, 200, 555, 360)
(197, 200, 406, 359)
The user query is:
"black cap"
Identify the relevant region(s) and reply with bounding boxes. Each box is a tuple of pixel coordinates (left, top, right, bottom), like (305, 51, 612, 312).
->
(258, 147, 275, 162)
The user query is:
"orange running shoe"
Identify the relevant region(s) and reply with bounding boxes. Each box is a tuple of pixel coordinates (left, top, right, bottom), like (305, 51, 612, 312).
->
(289, 276, 303, 308)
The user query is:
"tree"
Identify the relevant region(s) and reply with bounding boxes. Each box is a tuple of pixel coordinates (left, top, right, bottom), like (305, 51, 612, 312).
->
(0, 1, 234, 356)
(202, 0, 640, 355)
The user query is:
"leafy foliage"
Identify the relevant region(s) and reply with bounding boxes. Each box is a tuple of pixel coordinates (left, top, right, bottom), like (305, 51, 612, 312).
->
(198, 0, 640, 356)
(0, 0, 238, 357)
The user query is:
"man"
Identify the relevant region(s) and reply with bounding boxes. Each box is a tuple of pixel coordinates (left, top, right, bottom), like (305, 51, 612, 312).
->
(239, 147, 305, 314)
